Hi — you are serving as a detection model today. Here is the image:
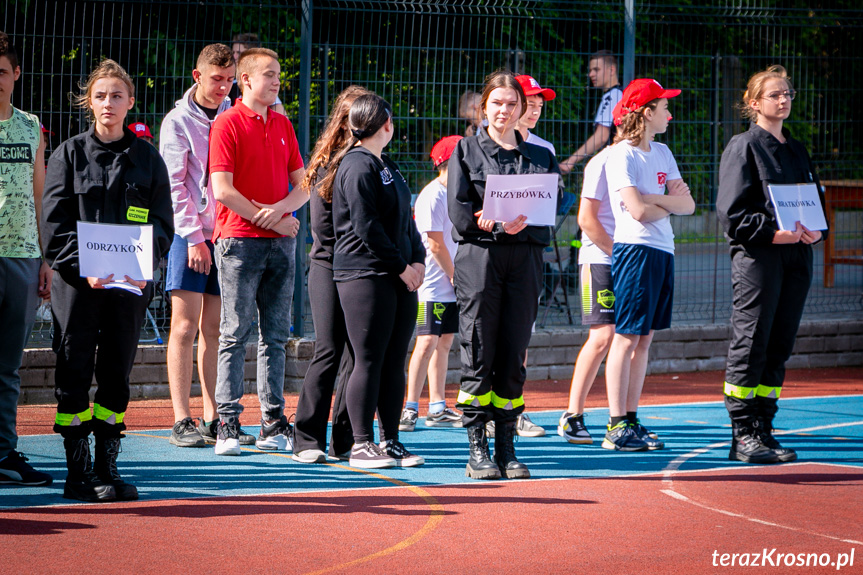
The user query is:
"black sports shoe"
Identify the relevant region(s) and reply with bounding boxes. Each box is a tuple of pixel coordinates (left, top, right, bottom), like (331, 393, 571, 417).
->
(349, 441, 395, 469)
(380, 440, 424, 467)
(0, 451, 53, 486)
(170, 417, 206, 447)
(631, 421, 664, 450)
(601, 421, 648, 452)
(199, 418, 254, 445)
(197, 419, 218, 444)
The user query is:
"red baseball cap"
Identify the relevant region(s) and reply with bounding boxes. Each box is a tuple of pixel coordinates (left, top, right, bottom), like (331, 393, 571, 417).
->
(515, 75, 556, 101)
(128, 122, 153, 139)
(40, 123, 54, 136)
(430, 135, 463, 168)
(613, 78, 681, 125)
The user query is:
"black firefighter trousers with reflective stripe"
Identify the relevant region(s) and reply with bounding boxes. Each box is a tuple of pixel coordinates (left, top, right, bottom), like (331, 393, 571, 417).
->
(724, 243, 812, 424)
(454, 242, 542, 428)
(51, 272, 151, 438)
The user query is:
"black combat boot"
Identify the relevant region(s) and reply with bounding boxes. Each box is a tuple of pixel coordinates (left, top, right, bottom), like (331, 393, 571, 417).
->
(94, 435, 139, 501)
(728, 422, 780, 464)
(63, 436, 116, 502)
(465, 425, 501, 480)
(756, 417, 798, 463)
(494, 419, 530, 479)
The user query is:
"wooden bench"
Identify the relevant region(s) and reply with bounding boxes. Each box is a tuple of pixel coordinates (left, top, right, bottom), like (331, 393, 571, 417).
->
(821, 180, 863, 288)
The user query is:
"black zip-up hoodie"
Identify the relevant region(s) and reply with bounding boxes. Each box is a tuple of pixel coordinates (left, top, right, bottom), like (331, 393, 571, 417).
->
(331, 146, 424, 280)
(717, 123, 827, 247)
(42, 126, 174, 280)
(447, 126, 563, 246)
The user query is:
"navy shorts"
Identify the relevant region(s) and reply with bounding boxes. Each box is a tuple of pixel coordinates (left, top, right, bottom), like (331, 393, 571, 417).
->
(611, 244, 673, 335)
(579, 264, 616, 325)
(416, 301, 459, 336)
(165, 234, 220, 296)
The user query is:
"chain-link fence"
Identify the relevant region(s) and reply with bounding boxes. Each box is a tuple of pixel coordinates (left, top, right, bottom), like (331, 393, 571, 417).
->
(4, 0, 862, 347)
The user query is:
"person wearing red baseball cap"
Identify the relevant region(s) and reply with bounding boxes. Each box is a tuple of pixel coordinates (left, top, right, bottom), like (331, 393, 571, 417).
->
(128, 121, 154, 146)
(560, 50, 622, 174)
(602, 78, 694, 452)
(515, 74, 556, 156)
(717, 65, 822, 465)
(400, 135, 463, 433)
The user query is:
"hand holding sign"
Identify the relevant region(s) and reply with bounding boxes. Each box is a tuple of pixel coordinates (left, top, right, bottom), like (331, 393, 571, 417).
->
(481, 173, 558, 226)
(77, 222, 153, 294)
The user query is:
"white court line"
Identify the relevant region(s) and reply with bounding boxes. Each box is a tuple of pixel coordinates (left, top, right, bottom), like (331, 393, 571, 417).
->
(661, 419, 863, 546)
(525, 393, 863, 414)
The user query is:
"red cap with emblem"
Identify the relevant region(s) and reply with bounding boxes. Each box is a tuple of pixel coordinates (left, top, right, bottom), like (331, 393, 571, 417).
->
(613, 78, 681, 126)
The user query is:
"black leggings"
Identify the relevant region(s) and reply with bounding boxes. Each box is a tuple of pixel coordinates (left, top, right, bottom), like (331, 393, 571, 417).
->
(337, 274, 417, 444)
(293, 262, 353, 454)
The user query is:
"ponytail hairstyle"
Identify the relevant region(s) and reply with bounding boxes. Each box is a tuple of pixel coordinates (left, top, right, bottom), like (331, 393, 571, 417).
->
(739, 64, 793, 121)
(613, 99, 659, 147)
(302, 85, 374, 201)
(315, 93, 393, 202)
(72, 59, 135, 123)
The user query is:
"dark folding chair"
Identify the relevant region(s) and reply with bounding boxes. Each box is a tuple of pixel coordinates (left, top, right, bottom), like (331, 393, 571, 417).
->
(539, 190, 577, 328)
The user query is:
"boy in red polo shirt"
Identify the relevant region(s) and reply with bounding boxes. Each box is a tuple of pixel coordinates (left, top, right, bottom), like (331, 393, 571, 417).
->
(208, 48, 308, 456)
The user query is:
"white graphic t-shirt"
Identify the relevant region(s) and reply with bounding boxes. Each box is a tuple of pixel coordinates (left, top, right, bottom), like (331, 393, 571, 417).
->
(595, 87, 623, 128)
(578, 146, 615, 265)
(415, 179, 457, 302)
(606, 140, 681, 255)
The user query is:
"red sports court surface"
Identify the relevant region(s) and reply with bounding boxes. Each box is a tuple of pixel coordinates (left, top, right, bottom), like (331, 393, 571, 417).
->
(2, 367, 862, 574)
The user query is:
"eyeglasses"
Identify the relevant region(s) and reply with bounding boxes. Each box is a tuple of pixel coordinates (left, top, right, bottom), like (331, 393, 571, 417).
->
(762, 90, 796, 102)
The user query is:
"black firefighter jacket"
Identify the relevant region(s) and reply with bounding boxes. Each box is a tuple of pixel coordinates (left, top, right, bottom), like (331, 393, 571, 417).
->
(717, 123, 827, 247)
(42, 126, 174, 283)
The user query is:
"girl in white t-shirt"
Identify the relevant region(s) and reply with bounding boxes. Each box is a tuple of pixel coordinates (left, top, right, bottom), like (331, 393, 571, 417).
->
(602, 79, 694, 452)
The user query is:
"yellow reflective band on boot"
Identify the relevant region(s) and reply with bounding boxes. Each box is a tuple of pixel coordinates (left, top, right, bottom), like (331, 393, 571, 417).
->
(490, 392, 525, 411)
(724, 381, 756, 400)
(755, 385, 782, 399)
(54, 408, 93, 427)
(93, 403, 125, 425)
(456, 390, 492, 408)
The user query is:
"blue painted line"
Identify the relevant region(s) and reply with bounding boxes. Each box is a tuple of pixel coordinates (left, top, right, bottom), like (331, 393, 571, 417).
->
(2, 395, 861, 509)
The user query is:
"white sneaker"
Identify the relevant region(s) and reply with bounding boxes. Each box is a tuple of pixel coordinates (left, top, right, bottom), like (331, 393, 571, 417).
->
(292, 448, 327, 463)
(516, 413, 546, 437)
(255, 416, 292, 451)
(215, 422, 242, 455)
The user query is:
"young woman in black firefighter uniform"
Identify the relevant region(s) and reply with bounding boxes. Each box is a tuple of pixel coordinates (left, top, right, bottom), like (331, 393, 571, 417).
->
(42, 60, 173, 500)
(448, 71, 562, 479)
(717, 65, 825, 465)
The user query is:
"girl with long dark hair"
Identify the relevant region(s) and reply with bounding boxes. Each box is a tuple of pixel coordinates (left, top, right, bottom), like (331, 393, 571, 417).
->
(292, 86, 371, 463)
(326, 94, 426, 469)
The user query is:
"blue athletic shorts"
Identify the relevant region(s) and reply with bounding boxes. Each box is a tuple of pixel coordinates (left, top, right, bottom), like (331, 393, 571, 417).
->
(611, 243, 673, 335)
(165, 234, 220, 296)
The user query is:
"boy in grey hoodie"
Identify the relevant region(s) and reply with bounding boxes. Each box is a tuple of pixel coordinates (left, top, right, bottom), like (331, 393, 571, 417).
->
(160, 44, 252, 447)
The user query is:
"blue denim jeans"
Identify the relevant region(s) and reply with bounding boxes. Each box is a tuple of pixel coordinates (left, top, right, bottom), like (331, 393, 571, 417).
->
(0, 258, 40, 458)
(214, 236, 296, 424)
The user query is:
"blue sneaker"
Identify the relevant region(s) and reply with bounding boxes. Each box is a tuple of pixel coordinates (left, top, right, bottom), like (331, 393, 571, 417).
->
(631, 420, 664, 450)
(601, 421, 648, 452)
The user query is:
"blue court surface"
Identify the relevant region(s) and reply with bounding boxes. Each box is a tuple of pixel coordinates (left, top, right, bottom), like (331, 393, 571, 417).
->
(3, 394, 862, 509)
